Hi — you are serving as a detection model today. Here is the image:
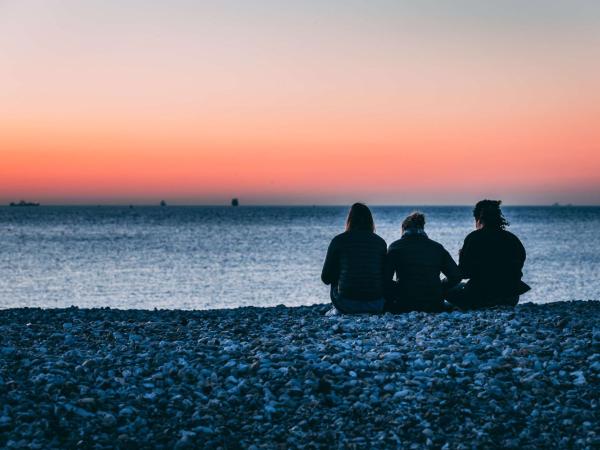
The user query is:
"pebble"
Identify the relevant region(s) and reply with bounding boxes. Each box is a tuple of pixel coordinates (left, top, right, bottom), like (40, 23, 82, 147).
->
(0, 301, 597, 449)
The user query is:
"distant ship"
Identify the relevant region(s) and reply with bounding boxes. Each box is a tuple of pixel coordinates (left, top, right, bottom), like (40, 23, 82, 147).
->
(231, 198, 239, 207)
(9, 200, 40, 207)
(160, 200, 167, 207)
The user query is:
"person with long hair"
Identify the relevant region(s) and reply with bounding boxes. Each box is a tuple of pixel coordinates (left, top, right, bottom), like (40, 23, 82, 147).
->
(321, 203, 387, 314)
(385, 212, 460, 313)
(447, 199, 530, 309)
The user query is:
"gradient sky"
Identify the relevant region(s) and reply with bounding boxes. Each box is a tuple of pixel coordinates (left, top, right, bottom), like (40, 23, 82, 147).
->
(1, 0, 599, 205)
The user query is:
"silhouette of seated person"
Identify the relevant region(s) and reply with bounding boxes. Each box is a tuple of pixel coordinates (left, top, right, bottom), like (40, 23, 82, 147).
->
(321, 203, 387, 314)
(385, 212, 460, 313)
(446, 200, 530, 309)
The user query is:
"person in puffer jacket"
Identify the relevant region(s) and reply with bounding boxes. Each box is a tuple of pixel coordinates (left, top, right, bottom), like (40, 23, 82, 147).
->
(321, 203, 387, 314)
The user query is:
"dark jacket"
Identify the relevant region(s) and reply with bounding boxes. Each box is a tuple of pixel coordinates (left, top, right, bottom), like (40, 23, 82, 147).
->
(321, 230, 387, 301)
(459, 228, 527, 298)
(385, 231, 460, 309)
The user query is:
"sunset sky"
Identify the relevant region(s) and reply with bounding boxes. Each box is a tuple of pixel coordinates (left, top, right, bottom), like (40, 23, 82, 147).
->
(1, 1, 599, 205)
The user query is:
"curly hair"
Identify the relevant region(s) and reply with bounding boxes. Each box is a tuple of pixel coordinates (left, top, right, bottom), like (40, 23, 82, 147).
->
(473, 199, 509, 229)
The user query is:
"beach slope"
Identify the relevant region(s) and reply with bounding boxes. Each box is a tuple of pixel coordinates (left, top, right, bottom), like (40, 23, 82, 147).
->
(0, 302, 598, 448)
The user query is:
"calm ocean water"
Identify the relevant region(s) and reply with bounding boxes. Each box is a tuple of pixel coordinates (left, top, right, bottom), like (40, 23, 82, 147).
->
(0, 206, 598, 309)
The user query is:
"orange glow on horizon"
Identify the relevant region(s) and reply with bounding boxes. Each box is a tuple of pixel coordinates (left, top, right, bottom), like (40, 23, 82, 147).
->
(2, 105, 598, 204)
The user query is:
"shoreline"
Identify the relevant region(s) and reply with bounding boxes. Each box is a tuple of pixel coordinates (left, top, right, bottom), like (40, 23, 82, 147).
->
(1, 301, 598, 448)
(1, 297, 598, 313)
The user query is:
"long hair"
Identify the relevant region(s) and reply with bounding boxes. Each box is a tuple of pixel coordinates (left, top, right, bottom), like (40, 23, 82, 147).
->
(473, 199, 509, 230)
(345, 203, 375, 232)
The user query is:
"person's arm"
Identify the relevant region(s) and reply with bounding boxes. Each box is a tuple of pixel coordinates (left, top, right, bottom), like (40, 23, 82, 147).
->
(441, 248, 461, 287)
(384, 249, 396, 288)
(321, 239, 339, 285)
(517, 237, 526, 268)
(513, 235, 530, 294)
(383, 247, 400, 300)
(458, 235, 474, 279)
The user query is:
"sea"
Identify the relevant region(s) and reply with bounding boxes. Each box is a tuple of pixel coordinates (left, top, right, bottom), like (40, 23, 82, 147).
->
(0, 206, 598, 310)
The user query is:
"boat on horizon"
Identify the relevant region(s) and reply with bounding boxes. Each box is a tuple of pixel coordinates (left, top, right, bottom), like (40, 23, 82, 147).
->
(9, 200, 40, 207)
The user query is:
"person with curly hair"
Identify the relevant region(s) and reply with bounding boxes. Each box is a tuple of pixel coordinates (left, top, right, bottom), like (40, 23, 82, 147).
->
(447, 200, 530, 309)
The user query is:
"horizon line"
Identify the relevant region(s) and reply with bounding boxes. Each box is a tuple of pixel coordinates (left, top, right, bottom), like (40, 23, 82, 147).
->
(2, 203, 599, 208)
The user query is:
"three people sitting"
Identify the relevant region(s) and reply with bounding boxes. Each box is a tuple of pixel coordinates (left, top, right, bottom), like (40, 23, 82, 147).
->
(321, 200, 529, 314)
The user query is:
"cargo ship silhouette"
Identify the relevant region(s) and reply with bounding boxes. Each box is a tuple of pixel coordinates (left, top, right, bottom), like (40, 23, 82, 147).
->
(9, 200, 40, 207)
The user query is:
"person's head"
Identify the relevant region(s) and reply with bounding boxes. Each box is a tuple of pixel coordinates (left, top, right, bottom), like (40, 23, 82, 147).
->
(402, 211, 426, 232)
(345, 203, 375, 232)
(473, 199, 509, 230)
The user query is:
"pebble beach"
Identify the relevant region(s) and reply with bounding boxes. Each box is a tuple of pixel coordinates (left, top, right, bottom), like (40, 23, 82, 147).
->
(0, 301, 598, 449)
